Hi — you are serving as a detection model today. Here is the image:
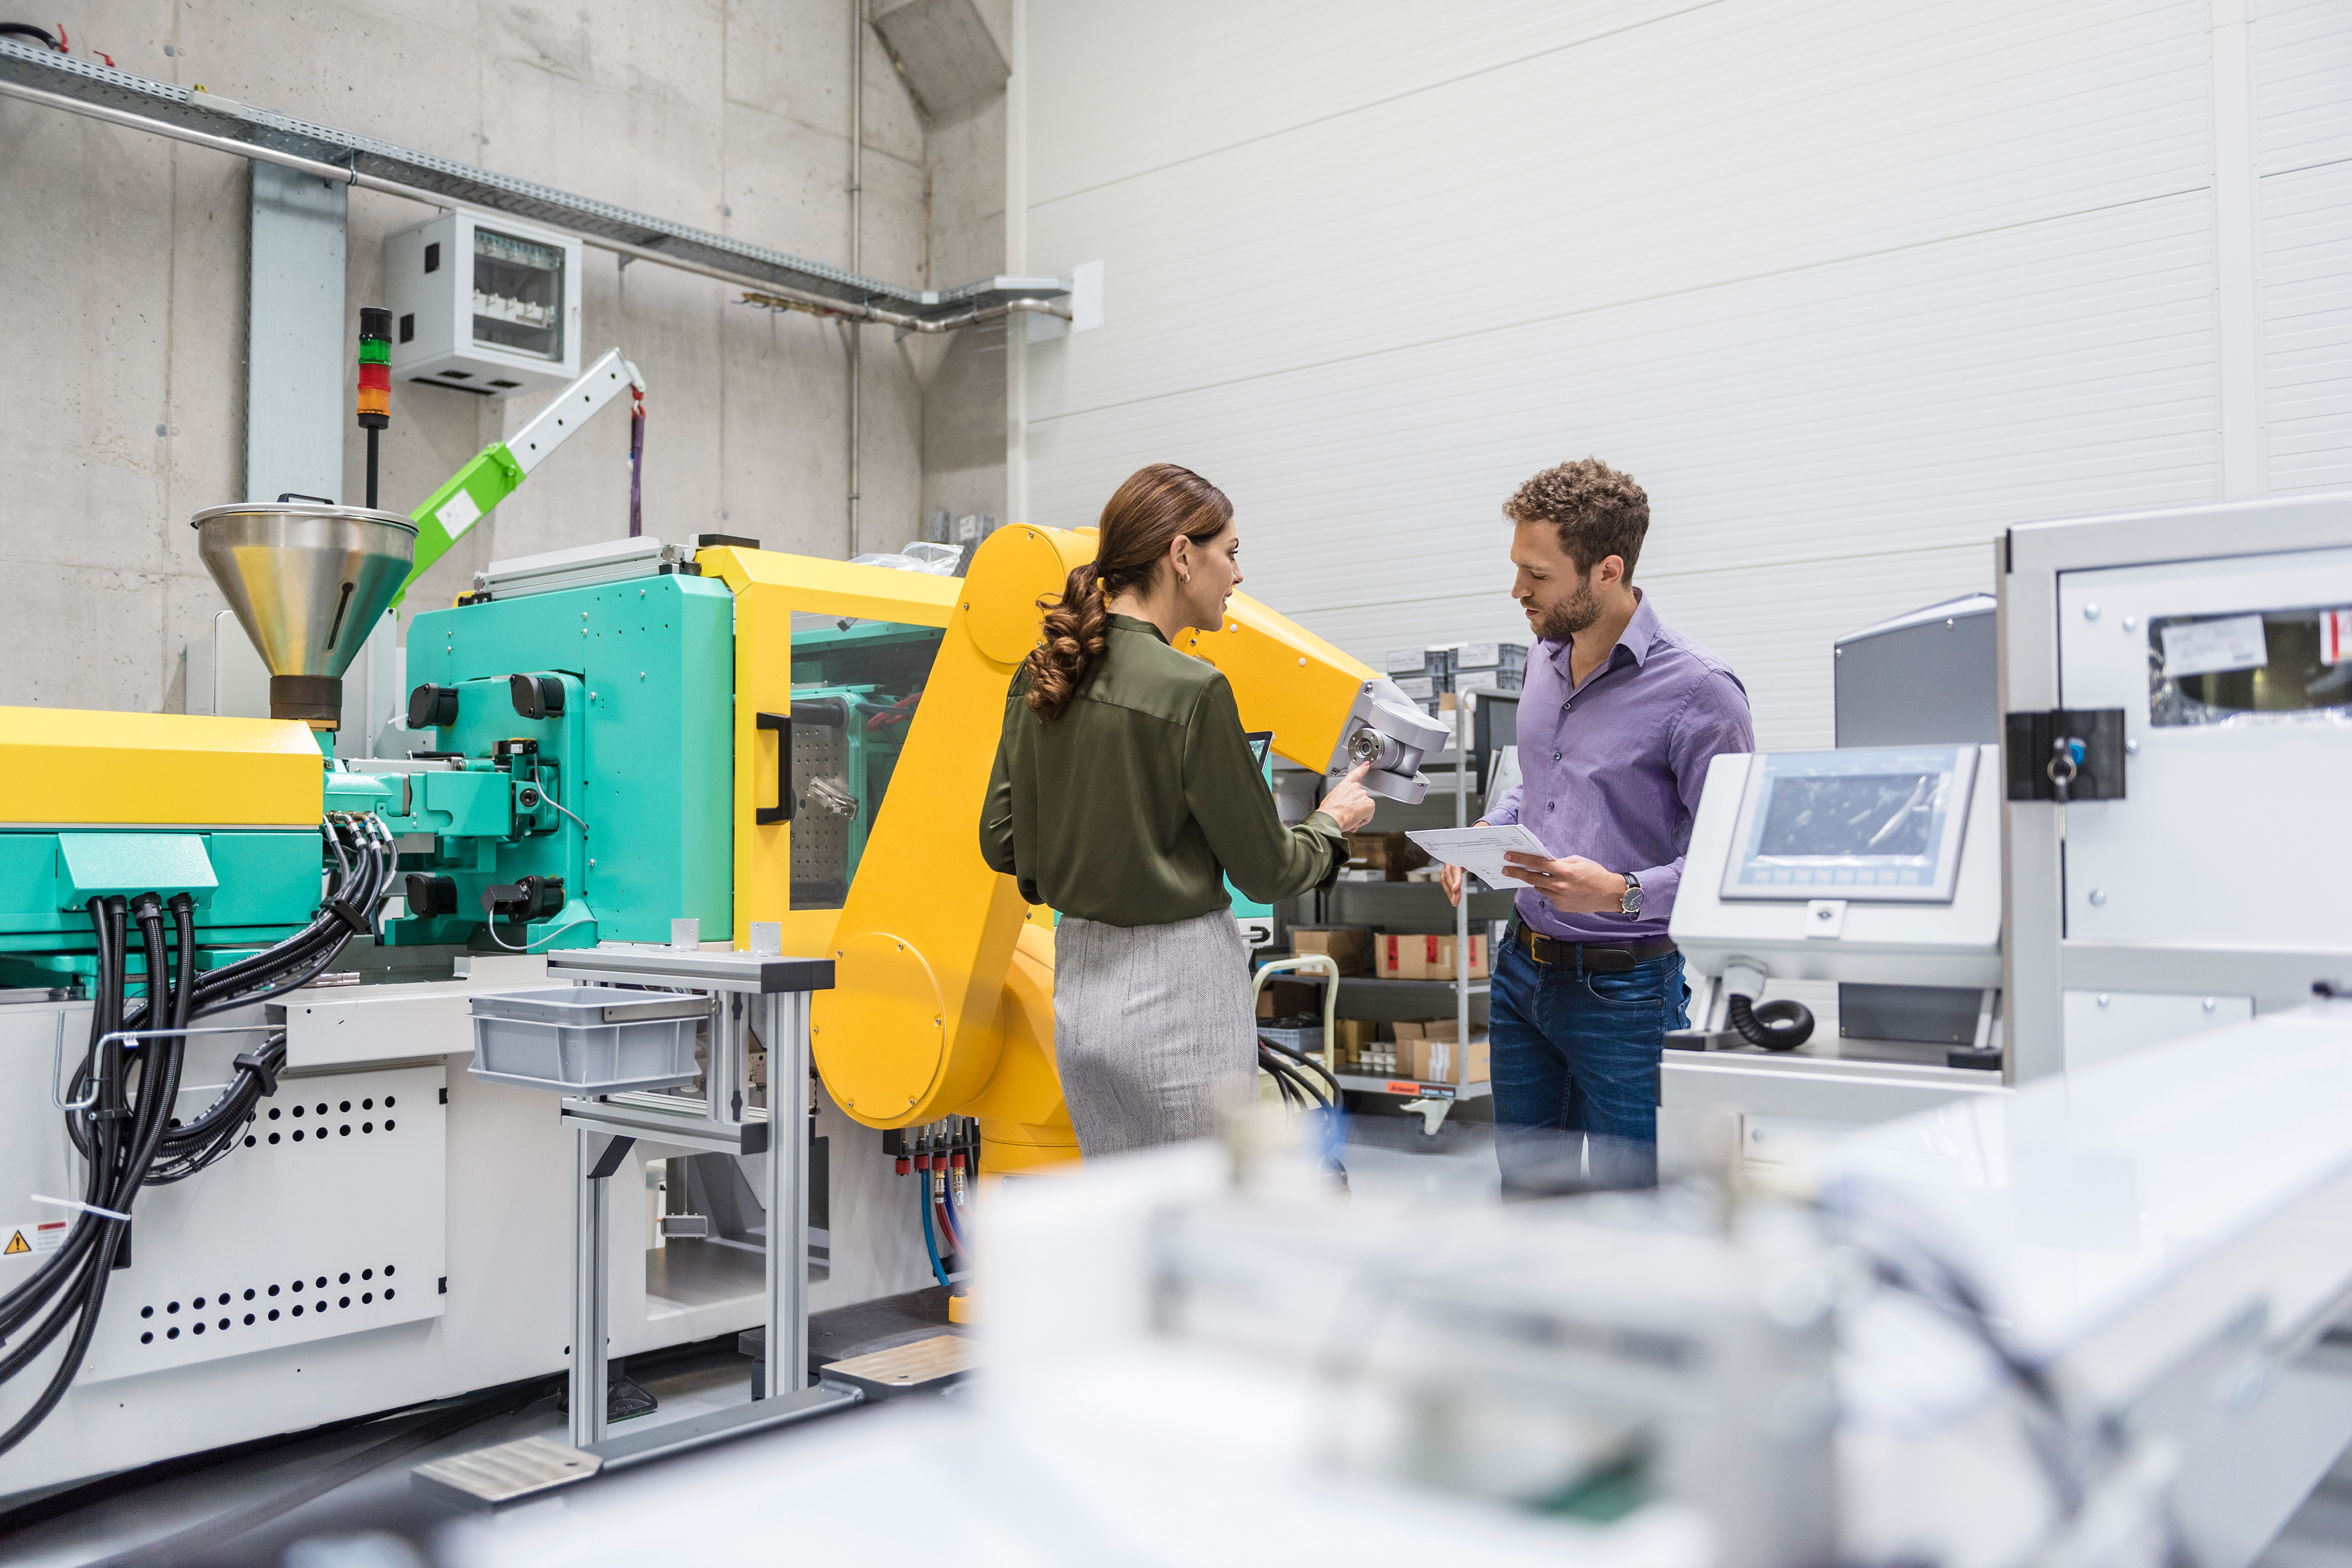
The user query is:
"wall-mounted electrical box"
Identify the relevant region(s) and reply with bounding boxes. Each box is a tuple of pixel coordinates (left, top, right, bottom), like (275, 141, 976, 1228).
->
(384, 212, 582, 396)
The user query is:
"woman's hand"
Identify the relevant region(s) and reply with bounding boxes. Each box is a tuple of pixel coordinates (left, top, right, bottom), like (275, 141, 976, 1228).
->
(1320, 762, 1378, 834)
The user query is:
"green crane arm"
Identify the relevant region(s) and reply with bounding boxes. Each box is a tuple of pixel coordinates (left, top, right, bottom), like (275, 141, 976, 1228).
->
(392, 349, 644, 606)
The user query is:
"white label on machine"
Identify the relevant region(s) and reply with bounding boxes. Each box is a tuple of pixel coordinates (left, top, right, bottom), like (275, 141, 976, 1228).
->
(437, 488, 483, 540)
(2323, 609, 2352, 665)
(2, 1221, 67, 1257)
(2159, 614, 2267, 677)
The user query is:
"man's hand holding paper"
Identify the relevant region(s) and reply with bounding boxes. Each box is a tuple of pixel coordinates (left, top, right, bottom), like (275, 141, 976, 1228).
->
(1403, 823, 1551, 901)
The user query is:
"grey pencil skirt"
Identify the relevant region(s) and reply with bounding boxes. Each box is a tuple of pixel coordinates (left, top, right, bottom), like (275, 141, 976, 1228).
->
(1054, 908, 1257, 1158)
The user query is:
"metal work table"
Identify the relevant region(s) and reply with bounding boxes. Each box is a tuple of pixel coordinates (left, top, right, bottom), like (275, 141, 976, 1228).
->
(541, 946, 847, 1455)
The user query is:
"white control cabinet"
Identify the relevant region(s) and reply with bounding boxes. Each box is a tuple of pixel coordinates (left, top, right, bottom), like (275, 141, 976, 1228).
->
(384, 211, 582, 395)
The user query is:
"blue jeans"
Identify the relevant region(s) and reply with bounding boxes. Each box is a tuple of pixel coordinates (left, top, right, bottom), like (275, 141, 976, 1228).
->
(1488, 930, 1687, 1193)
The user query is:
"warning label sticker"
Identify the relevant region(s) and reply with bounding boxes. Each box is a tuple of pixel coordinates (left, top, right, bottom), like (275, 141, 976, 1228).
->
(3, 1223, 67, 1258)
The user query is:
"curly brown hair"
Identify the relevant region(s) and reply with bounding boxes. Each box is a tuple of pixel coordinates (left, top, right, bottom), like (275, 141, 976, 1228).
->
(1022, 463, 1233, 722)
(1504, 458, 1651, 581)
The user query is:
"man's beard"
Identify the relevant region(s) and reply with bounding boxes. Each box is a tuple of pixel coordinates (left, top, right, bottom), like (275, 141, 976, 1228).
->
(1529, 575, 1600, 643)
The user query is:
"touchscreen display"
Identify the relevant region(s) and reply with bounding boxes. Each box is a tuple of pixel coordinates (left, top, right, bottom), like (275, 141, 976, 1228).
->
(1755, 773, 1939, 859)
(1720, 745, 1976, 903)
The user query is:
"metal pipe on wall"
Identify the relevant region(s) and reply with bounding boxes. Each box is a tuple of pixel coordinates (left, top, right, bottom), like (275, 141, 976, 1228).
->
(848, 0, 865, 559)
(0, 72, 1069, 342)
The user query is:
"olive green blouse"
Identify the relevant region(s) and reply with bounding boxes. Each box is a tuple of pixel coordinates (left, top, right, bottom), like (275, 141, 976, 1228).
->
(979, 615, 1346, 927)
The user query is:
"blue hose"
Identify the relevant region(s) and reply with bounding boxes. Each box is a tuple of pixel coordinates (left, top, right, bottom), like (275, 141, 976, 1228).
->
(918, 1171, 951, 1288)
(938, 1174, 973, 1257)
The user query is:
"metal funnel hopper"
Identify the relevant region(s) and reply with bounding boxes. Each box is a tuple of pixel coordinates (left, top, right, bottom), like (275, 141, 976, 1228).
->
(191, 502, 419, 728)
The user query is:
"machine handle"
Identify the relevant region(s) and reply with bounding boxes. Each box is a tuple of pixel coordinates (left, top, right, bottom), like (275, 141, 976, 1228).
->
(757, 710, 791, 825)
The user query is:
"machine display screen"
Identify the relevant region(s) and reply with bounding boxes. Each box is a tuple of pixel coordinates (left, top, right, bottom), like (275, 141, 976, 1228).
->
(1720, 745, 1976, 903)
(1755, 773, 1938, 858)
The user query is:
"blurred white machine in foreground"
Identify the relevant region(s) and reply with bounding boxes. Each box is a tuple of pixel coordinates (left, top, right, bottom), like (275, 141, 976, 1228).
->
(452, 1005, 2352, 1567)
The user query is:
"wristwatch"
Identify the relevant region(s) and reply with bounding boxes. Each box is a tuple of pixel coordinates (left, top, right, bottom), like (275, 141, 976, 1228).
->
(1618, 872, 1643, 917)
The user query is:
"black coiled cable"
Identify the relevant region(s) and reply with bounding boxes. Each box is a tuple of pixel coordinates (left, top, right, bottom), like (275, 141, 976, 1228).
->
(1727, 992, 1815, 1050)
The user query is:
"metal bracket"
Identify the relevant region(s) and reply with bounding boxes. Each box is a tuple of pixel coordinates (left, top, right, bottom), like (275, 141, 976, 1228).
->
(2005, 707, 2127, 802)
(584, 1134, 636, 1182)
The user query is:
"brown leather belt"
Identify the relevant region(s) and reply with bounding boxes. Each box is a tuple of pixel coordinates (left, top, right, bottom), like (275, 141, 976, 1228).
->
(1515, 927, 1677, 972)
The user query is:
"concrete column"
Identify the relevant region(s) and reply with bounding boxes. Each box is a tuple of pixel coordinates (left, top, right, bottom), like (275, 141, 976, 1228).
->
(246, 162, 347, 505)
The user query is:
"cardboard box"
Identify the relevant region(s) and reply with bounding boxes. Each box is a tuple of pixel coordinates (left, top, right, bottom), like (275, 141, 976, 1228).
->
(1393, 1017, 1475, 1043)
(1291, 927, 1372, 975)
(1377, 932, 1491, 981)
(1254, 978, 1319, 1020)
(1406, 1035, 1490, 1084)
(1332, 1017, 1377, 1054)
(1345, 832, 1430, 883)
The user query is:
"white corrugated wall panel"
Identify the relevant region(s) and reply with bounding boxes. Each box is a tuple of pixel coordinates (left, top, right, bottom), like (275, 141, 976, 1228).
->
(1016, 0, 2341, 741)
(2256, 0, 2352, 494)
(2254, 0, 2352, 173)
(1027, 0, 2215, 421)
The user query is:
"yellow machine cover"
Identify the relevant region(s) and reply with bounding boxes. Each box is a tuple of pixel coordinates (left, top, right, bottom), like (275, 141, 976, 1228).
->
(0, 707, 324, 827)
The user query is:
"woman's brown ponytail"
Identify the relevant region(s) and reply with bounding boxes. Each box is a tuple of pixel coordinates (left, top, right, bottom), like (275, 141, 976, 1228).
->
(1025, 562, 1110, 722)
(1021, 463, 1231, 722)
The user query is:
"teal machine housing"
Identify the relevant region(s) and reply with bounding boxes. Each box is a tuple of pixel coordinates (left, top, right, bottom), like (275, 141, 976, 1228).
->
(358, 568, 734, 950)
(1, 562, 735, 978)
(0, 832, 325, 985)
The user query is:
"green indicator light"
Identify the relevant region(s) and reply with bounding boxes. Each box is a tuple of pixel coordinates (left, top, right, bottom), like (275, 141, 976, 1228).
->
(358, 341, 391, 364)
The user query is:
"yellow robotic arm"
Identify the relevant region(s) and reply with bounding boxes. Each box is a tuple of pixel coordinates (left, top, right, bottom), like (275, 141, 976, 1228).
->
(720, 526, 1442, 1174)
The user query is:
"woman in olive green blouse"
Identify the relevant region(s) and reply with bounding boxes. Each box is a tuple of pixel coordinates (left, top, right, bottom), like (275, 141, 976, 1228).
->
(980, 464, 1378, 1157)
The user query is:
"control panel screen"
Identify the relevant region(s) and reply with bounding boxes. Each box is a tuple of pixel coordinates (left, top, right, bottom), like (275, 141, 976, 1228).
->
(1721, 745, 1976, 903)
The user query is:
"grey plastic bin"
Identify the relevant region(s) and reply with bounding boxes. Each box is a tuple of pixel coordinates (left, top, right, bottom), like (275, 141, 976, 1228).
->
(469, 987, 710, 1094)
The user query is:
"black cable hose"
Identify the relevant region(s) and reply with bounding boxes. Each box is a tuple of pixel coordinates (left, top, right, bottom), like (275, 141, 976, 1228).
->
(0, 821, 391, 1461)
(1257, 1046, 1307, 1104)
(1727, 992, 1814, 1050)
(1260, 1035, 1341, 1101)
(1261, 1054, 1303, 1109)
(1257, 1044, 1330, 1111)
(67, 821, 389, 1164)
(0, 900, 151, 1452)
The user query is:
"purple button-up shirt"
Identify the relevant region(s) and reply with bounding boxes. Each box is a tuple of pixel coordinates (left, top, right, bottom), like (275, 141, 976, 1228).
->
(1486, 593, 1753, 943)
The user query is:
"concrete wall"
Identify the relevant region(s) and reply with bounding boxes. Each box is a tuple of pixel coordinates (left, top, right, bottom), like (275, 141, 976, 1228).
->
(0, 0, 1011, 713)
(915, 0, 1012, 532)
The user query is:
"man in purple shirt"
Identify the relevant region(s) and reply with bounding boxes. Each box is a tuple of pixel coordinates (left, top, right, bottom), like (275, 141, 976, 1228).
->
(1441, 459, 1754, 1191)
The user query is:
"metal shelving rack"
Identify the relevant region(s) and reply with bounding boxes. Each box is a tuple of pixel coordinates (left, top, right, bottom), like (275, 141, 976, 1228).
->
(1316, 701, 1499, 1131)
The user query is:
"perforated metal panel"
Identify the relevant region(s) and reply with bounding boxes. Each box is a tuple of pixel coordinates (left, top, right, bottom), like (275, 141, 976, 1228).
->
(791, 718, 850, 909)
(77, 1063, 448, 1384)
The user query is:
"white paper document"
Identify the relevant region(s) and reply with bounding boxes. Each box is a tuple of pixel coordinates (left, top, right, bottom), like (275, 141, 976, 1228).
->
(1403, 824, 1551, 890)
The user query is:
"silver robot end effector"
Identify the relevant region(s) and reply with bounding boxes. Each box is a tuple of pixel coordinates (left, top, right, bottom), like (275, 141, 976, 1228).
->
(1330, 680, 1453, 805)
